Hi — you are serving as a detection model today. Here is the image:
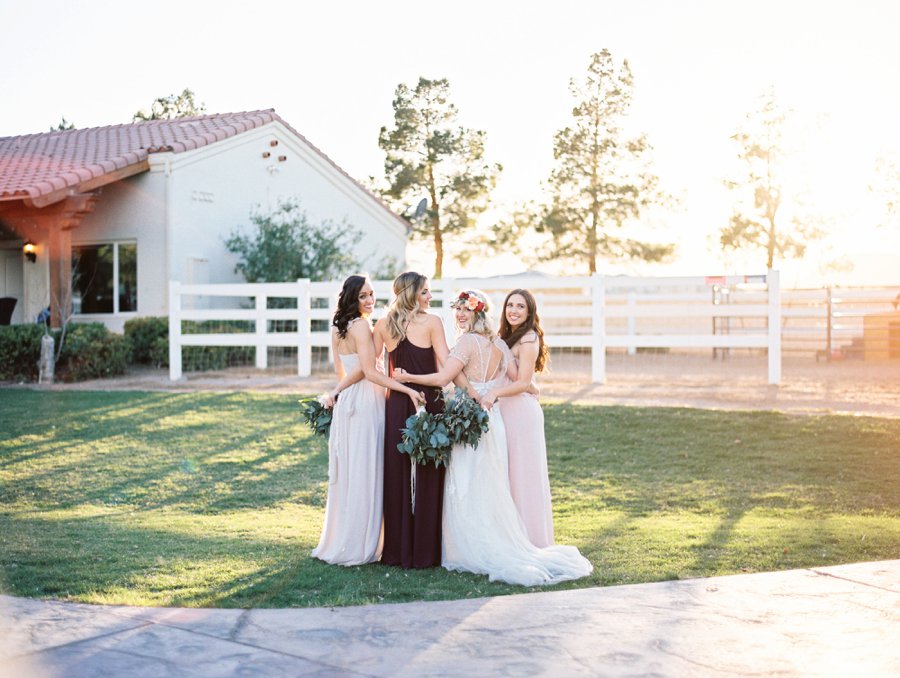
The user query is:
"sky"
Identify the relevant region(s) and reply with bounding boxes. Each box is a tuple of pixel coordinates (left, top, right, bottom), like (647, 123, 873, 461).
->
(2, 0, 899, 287)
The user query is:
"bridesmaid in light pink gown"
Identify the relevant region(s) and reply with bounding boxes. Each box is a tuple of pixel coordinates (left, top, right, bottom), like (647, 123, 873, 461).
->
(481, 289, 554, 548)
(312, 275, 424, 566)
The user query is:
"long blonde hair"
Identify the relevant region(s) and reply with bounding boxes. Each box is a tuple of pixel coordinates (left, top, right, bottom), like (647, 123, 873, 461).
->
(386, 271, 427, 341)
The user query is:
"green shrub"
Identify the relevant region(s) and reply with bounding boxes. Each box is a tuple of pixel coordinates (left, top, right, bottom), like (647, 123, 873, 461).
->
(125, 317, 168, 365)
(56, 323, 129, 382)
(150, 336, 169, 368)
(0, 324, 44, 381)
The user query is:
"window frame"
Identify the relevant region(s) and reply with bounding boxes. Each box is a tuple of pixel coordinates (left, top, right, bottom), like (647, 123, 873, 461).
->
(71, 240, 138, 317)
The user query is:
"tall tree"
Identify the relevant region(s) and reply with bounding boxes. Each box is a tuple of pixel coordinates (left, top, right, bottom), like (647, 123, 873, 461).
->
(133, 88, 206, 122)
(721, 88, 820, 270)
(378, 77, 500, 278)
(522, 50, 672, 275)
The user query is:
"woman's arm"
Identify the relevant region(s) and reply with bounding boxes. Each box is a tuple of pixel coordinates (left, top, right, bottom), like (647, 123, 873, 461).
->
(481, 340, 539, 409)
(429, 315, 475, 395)
(394, 355, 465, 387)
(353, 321, 424, 407)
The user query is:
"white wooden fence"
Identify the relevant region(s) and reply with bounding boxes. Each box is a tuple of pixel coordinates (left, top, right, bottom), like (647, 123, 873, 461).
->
(168, 272, 784, 383)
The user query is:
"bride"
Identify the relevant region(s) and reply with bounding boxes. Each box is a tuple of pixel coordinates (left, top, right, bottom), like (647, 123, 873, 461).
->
(394, 290, 593, 586)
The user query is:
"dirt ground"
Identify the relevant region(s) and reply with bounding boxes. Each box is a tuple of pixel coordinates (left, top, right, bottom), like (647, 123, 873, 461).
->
(12, 351, 899, 418)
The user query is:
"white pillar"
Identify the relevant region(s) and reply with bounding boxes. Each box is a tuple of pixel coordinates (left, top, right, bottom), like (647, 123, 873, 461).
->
(591, 274, 606, 384)
(767, 269, 781, 385)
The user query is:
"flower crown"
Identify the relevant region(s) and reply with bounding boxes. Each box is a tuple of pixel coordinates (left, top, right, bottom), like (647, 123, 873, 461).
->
(452, 290, 486, 313)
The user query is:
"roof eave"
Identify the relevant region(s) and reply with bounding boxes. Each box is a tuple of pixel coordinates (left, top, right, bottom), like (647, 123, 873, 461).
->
(23, 158, 151, 208)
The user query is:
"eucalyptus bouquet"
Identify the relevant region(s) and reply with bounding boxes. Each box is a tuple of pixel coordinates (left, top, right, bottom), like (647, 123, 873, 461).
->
(397, 388, 491, 468)
(299, 395, 333, 437)
(442, 387, 491, 448)
(398, 408, 451, 468)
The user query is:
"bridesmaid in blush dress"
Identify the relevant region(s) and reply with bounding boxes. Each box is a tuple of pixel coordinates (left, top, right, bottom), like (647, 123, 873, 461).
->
(313, 275, 424, 566)
(373, 272, 462, 569)
(481, 289, 555, 548)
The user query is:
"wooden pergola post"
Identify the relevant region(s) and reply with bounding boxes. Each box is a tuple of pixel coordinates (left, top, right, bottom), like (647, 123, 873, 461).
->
(0, 193, 97, 327)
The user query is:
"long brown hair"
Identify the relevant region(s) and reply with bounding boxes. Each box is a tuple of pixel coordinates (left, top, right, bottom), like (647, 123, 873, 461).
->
(332, 275, 369, 339)
(498, 288, 548, 373)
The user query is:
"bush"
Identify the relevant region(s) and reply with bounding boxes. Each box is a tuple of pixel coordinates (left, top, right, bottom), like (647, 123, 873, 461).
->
(125, 317, 168, 366)
(0, 324, 45, 381)
(56, 323, 129, 382)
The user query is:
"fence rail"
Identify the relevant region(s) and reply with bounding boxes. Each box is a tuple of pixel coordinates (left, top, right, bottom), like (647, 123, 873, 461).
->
(164, 272, 856, 384)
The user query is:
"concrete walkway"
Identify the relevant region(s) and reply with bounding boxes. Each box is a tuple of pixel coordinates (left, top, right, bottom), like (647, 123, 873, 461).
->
(2, 560, 898, 677)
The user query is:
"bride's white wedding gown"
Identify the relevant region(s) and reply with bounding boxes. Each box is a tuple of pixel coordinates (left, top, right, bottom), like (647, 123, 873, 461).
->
(441, 333, 593, 586)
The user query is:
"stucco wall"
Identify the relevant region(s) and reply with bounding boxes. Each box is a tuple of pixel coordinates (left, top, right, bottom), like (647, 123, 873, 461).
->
(70, 119, 406, 329)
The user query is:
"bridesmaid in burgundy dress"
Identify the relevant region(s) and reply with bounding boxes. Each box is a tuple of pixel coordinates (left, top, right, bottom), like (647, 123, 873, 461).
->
(373, 271, 452, 568)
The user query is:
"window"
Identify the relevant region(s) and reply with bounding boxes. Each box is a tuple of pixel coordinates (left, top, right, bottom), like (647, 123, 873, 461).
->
(72, 243, 137, 314)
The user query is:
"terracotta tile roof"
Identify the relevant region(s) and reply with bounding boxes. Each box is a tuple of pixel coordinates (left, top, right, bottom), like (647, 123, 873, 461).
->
(0, 110, 405, 228)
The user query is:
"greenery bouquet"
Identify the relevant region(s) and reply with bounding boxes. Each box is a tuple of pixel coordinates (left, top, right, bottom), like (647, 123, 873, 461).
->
(398, 408, 451, 468)
(442, 387, 491, 448)
(397, 388, 491, 468)
(299, 395, 333, 437)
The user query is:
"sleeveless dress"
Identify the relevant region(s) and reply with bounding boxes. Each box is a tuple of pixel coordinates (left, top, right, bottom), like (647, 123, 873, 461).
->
(382, 338, 445, 568)
(498, 334, 555, 548)
(442, 334, 592, 586)
(312, 350, 385, 565)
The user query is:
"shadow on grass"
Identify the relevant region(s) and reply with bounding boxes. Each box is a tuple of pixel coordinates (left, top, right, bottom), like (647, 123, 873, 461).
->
(0, 391, 328, 513)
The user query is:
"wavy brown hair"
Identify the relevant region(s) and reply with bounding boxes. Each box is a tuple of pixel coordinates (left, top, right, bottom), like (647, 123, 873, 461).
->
(385, 271, 427, 341)
(498, 288, 549, 373)
(332, 275, 369, 339)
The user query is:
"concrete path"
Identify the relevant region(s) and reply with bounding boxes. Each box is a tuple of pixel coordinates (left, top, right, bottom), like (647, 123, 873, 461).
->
(2, 560, 898, 677)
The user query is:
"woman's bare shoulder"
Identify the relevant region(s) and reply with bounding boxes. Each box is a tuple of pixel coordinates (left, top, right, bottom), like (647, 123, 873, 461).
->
(519, 330, 539, 344)
(348, 317, 373, 336)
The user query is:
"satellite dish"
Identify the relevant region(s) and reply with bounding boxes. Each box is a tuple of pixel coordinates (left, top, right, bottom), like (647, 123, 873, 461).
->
(412, 198, 428, 221)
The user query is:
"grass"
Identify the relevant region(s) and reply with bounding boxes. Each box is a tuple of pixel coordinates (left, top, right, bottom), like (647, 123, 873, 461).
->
(0, 390, 898, 608)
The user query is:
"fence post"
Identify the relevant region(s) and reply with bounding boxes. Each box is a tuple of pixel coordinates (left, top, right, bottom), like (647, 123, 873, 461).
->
(255, 291, 267, 369)
(591, 274, 606, 383)
(626, 291, 636, 356)
(767, 269, 781, 385)
(440, 278, 457, 348)
(168, 280, 183, 380)
(297, 279, 312, 377)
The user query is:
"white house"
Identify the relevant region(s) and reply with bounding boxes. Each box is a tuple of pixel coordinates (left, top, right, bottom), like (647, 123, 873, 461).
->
(0, 110, 409, 330)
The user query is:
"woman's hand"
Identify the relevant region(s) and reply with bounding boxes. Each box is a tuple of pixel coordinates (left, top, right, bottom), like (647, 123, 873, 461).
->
(393, 367, 410, 383)
(480, 390, 498, 411)
(319, 392, 336, 409)
(407, 388, 426, 409)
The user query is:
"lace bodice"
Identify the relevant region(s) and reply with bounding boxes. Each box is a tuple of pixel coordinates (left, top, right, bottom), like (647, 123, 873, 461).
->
(449, 333, 512, 393)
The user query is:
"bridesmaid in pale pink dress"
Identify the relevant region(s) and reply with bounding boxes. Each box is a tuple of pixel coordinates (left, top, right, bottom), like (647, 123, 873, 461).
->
(481, 289, 554, 548)
(312, 275, 423, 565)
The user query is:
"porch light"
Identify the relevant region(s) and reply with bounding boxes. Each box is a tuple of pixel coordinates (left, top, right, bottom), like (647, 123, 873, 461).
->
(23, 242, 36, 263)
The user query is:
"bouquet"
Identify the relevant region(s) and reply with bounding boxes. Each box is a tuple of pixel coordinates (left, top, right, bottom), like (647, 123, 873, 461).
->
(299, 395, 333, 437)
(442, 387, 491, 448)
(398, 408, 451, 467)
(397, 388, 491, 467)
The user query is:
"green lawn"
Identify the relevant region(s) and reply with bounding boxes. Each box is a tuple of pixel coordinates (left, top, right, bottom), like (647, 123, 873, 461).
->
(1, 390, 898, 608)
